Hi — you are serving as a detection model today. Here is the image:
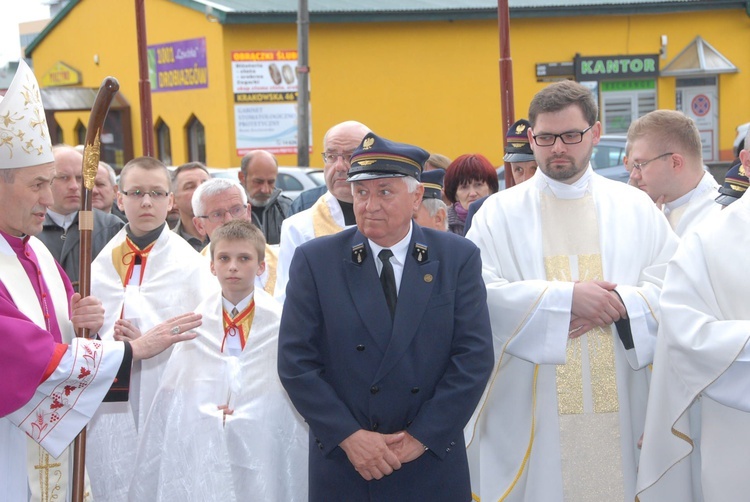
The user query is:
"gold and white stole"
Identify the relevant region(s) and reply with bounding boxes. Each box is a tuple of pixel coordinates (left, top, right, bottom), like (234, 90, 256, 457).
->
(263, 245, 278, 295)
(311, 195, 343, 238)
(540, 190, 624, 501)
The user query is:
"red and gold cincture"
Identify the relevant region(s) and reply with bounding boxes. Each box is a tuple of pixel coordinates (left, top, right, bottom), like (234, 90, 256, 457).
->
(113, 237, 156, 287)
(221, 301, 255, 353)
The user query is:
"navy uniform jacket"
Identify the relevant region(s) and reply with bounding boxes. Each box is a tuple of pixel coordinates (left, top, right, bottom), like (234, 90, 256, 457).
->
(278, 222, 493, 502)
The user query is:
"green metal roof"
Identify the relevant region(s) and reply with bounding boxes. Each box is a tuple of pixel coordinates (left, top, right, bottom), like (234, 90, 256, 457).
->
(25, 0, 749, 56)
(172, 0, 750, 23)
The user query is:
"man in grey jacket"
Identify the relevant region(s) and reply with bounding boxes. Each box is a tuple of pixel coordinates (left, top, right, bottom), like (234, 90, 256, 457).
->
(37, 145, 124, 290)
(239, 150, 292, 245)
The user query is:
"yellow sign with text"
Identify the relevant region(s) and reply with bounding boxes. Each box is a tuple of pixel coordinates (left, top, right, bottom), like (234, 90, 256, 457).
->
(40, 61, 81, 87)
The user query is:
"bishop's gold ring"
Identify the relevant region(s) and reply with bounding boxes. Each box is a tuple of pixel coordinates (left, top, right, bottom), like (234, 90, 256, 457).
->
(171, 326, 180, 335)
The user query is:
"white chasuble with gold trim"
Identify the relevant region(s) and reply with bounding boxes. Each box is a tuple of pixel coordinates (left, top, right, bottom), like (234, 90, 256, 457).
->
(464, 168, 679, 502)
(540, 191, 623, 502)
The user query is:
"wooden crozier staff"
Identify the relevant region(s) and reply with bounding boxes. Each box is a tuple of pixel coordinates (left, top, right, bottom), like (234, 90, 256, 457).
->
(72, 76, 120, 502)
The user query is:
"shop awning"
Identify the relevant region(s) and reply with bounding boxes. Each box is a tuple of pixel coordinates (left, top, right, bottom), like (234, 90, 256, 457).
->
(39, 86, 129, 112)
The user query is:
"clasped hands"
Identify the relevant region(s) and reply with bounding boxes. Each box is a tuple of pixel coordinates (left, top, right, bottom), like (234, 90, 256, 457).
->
(568, 280, 627, 339)
(339, 429, 426, 481)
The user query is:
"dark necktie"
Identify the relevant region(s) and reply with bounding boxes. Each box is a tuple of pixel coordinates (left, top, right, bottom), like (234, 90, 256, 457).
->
(378, 249, 397, 320)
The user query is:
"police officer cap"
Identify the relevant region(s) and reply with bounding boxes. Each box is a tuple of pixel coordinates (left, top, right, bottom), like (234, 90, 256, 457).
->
(420, 169, 444, 200)
(715, 162, 749, 206)
(503, 118, 535, 163)
(348, 132, 429, 182)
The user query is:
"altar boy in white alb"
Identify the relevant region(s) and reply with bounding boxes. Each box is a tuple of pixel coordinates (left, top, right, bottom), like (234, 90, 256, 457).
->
(86, 157, 217, 501)
(465, 80, 679, 502)
(132, 220, 307, 501)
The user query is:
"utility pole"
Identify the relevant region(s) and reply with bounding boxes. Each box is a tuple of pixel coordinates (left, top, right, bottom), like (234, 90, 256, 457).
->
(498, 0, 515, 188)
(135, 0, 154, 156)
(297, 0, 310, 166)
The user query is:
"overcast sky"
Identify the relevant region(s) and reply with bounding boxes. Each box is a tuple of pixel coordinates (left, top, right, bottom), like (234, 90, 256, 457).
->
(0, 0, 51, 66)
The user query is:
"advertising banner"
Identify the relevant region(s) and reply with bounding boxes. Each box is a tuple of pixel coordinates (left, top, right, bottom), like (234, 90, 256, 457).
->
(231, 50, 311, 155)
(148, 38, 208, 92)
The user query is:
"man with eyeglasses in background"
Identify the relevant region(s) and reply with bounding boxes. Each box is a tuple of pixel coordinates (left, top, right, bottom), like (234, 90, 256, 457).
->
(86, 156, 218, 501)
(37, 145, 124, 290)
(275, 120, 371, 302)
(627, 109, 720, 236)
(465, 80, 679, 502)
(191, 177, 278, 294)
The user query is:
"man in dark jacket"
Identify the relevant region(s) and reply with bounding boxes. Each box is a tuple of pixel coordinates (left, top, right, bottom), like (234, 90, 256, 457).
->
(238, 150, 291, 244)
(38, 145, 124, 290)
(278, 132, 493, 501)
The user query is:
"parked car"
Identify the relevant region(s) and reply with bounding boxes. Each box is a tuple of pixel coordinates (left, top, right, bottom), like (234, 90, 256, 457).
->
(734, 121, 749, 157)
(208, 166, 324, 200)
(591, 134, 629, 183)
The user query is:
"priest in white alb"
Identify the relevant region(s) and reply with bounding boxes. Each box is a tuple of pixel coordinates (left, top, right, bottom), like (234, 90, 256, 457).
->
(274, 120, 369, 302)
(636, 135, 750, 502)
(465, 80, 679, 502)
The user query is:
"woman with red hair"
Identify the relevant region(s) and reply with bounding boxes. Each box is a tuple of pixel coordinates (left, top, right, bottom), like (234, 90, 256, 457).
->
(443, 153, 499, 235)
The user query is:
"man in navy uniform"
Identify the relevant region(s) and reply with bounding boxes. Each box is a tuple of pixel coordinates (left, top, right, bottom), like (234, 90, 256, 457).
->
(278, 132, 494, 501)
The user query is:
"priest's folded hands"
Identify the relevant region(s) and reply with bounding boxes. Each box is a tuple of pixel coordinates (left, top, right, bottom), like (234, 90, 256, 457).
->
(569, 280, 628, 338)
(113, 312, 202, 360)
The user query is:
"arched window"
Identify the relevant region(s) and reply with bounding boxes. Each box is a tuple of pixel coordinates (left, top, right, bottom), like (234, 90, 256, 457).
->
(50, 117, 63, 145)
(185, 115, 205, 164)
(155, 118, 172, 166)
(75, 120, 87, 146)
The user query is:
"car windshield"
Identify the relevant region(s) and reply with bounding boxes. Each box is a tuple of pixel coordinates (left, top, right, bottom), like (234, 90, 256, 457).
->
(591, 145, 625, 170)
(309, 171, 325, 186)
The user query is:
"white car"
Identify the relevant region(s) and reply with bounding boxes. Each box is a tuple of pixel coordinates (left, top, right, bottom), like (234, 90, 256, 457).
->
(208, 166, 324, 200)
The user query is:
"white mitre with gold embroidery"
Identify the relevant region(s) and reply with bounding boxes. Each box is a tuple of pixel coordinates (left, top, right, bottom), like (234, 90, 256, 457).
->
(0, 60, 53, 169)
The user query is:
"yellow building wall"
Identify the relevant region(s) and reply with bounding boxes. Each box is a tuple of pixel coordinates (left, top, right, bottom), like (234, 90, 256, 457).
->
(31, 0, 231, 167)
(31, 1, 750, 169)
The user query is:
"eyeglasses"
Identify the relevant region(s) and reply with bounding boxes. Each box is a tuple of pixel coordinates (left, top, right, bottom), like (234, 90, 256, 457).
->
(532, 125, 594, 147)
(631, 152, 674, 172)
(121, 189, 170, 199)
(321, 152, 353, 165)
(197, 204, 248, 223)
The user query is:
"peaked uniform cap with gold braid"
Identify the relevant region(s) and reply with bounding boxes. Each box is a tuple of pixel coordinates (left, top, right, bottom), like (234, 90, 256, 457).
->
(347, 132, 429, 182)
(503, 118, 535, 163)
(420, 169, 444, 200)
(715, 162, 749, 206)
(0, 60, 54, 169)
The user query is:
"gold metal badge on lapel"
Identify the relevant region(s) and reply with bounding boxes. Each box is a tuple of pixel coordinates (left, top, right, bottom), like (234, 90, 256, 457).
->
(362, 137, 375, 150)
(412, 243, 428, 262)
(424, 274, 433, 283)
(352, 243, 366, 264)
